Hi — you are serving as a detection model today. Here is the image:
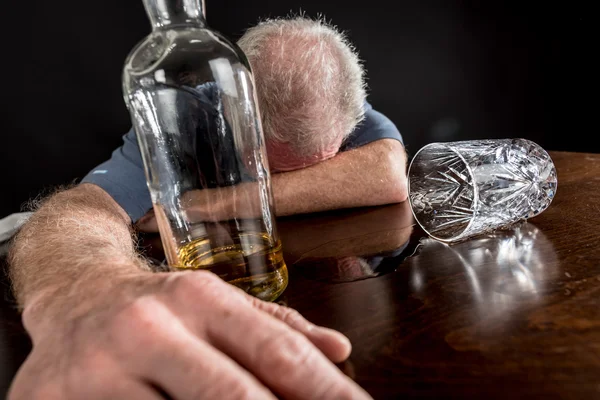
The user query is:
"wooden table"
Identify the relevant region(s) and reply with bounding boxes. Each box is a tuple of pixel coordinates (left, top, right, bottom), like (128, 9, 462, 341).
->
(1, 151, 600, 399)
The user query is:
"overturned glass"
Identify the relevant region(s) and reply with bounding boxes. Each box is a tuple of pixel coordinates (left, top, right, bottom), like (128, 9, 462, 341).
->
(408, 139, 557, 242)
(122, 0, 287, 300)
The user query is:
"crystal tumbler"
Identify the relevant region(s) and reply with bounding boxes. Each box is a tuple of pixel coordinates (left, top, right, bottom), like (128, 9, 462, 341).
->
(408, 139, 557, 242)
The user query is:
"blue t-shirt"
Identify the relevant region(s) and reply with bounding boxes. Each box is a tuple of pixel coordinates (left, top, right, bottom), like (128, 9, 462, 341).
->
(82, 101, 403, 222)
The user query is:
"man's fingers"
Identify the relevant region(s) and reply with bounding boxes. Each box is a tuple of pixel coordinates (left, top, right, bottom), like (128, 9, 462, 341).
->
(120, 301, 275, 400)
(249, 298, 352, 363)
(158, 272, 369, 399)
(143, 330, 275, 400)
(204, 300, 372, 400)
(170, 272, 352, 363)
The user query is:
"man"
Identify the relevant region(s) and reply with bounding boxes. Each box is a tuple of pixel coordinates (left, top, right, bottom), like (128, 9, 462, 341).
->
(7, 17, 406, 399)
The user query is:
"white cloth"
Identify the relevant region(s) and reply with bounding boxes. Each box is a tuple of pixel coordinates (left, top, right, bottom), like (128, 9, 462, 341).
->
(0, 212, 32, 243)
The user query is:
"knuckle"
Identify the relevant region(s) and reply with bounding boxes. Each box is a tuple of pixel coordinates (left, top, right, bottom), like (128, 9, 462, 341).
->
(246, 293, 269, 310)
(115, 296, 159, 328)
(109, 296, 164, 352)
(258, 330, 314, 375)
(165, 271, 239, 312)
(165, 270, 225, 297)
(276, 306, 304, 328)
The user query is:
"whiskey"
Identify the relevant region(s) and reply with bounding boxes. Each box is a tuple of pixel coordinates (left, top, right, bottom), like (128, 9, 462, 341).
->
(174, 231, 288, 301)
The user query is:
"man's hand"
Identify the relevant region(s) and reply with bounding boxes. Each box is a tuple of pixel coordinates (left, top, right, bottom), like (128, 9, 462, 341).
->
(8, 184, 371, 399)
(9, 270, 371, 400)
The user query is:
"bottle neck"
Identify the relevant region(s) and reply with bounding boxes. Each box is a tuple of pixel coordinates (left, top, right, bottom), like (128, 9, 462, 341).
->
(143, 0, 206, 29)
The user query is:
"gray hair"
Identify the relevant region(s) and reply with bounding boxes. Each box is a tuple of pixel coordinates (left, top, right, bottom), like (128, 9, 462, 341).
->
(237, 16, 367, 157)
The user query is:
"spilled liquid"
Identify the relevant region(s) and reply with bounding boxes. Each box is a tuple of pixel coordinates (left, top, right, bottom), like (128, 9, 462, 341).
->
(289, 228, 426, 284)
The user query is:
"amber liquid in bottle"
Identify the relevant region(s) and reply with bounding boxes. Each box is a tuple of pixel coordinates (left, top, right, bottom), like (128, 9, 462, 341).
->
(176, 231, 288, 301)
(154, 205, 288, 301)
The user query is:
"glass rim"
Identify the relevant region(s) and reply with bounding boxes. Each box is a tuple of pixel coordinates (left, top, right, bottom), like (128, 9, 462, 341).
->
(525, 143, 558, 219)
(407, 141, 480, 242)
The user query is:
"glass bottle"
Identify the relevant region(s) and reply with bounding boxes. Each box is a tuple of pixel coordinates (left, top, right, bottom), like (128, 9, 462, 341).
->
(122, 0, 288, 301)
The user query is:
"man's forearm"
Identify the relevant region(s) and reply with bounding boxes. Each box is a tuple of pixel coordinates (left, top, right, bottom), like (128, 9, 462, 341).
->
(271, 139, 408, 216)
(8, 183, 146, 312)
(135, 139, 408, 230)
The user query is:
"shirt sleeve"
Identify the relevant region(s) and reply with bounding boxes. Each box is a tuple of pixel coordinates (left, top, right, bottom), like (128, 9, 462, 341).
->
(81, 128, 152, 223)
(340, 101, 404, 151)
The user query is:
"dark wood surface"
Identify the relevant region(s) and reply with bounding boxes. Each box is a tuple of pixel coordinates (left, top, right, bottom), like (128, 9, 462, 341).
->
(2, 151, 600, 399)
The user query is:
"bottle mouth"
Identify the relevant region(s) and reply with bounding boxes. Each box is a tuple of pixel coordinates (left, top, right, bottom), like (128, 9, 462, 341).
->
(143, 0, 206, 30)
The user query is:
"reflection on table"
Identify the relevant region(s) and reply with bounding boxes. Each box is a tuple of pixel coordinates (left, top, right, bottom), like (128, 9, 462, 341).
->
(277, 202, 416, 282)
(410, 223, 557, 328)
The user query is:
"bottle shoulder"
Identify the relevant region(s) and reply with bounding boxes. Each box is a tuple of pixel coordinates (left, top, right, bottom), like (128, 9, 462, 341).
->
(123, 27, 250, 77)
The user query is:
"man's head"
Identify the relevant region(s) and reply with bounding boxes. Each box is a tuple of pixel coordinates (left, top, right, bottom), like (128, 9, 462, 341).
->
(237, 17, 366, 172)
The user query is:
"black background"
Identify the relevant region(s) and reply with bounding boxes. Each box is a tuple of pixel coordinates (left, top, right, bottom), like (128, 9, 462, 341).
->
(0, 0, 593, 218)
